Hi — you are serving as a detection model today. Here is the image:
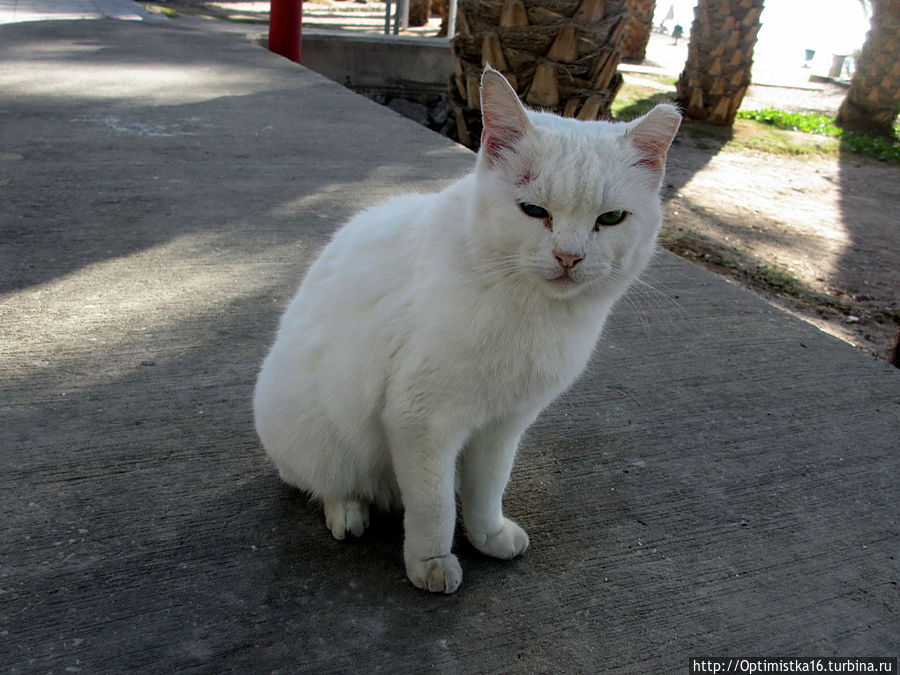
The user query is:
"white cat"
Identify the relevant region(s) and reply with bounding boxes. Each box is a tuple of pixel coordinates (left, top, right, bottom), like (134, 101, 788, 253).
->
(254, 67, 680, 594)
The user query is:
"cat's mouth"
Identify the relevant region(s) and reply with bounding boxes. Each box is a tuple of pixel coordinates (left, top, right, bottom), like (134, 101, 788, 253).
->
(547, 272, 579, 287)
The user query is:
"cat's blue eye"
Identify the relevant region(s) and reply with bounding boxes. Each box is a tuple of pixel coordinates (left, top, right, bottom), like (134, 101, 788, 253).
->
(595, 210, 628, 228)
(519, 203, 549, 219)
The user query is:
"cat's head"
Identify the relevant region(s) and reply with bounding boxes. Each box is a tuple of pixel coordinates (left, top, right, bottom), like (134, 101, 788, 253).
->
(471, 66, 681, 301)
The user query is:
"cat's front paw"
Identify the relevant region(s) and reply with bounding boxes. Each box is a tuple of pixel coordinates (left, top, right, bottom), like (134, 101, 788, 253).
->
(405, 554, 463, 594)
(467, 517, 529, 560)
(323, 498, 369, 540)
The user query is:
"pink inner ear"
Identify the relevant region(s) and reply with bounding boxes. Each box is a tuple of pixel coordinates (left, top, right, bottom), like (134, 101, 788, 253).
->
(628, 104, 681, 174)
(479, 73, 529, 163)
(481, 122, 522, 162)
(481, 129, 506, 161)
(633, 138, 665, 173)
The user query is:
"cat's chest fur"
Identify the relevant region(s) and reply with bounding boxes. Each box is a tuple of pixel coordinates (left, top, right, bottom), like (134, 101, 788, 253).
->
(357, 185, 609, 422)
(407, 261, 605, 415)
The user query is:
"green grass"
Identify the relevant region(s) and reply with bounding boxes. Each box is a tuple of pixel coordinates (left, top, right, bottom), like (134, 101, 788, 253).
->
(724, 121, 842, 158)
(757, 264, 805, 296)
(139, 2, 178, 17)
(614, 82, 900, 163)
(611, 87, 675, 120)
(737, 107, 900, 163)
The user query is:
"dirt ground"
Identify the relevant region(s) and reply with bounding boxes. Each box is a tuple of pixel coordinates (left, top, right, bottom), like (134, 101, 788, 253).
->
(616, 66, 899, 363)
(146, 1, 900, 363)
(661, 134, 899, 363)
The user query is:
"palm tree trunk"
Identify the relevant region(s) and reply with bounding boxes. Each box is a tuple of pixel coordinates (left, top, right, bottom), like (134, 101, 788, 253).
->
(835, 0, 900, 136)
(622, 0, 655, 61)
(675, 0, 764, 125)
(449, 0, 629, 148)
(409, 0, 432, 27)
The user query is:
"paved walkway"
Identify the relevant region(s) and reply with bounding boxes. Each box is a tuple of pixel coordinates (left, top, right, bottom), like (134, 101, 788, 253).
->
(1, 10, 897, 674)
(0, 0, 150, 23)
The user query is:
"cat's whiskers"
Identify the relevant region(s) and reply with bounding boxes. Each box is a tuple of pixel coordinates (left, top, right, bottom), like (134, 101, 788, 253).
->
(477, 253, 551, 283)
(629, 276, 694, 325)
(608, 265, 695, 330)
(473, 254, 528, 282)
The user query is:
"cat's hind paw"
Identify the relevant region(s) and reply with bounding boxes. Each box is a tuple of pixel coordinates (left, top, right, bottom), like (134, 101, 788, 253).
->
(405, 554, 463, 594)
(467, 517, 529, 560)
(324, 498, 369, 540)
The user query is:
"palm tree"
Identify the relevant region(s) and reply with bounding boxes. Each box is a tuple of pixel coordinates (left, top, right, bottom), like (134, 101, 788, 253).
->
(409, 0, 432, 27)
(835, 0, 900, 137)
(449, 0, 629, 147)
(675, 0, 764, 125)
(622, 0, 656, 61)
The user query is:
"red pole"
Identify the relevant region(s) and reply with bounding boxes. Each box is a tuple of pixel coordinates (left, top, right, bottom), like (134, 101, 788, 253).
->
(269, 0, 302, 63)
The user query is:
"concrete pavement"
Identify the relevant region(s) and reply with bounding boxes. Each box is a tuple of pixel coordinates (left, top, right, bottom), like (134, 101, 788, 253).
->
(0, 11, 898, 674)
(0, 0, 151, 23)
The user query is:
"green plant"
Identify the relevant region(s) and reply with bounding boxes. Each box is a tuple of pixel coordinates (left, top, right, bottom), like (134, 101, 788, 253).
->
(758, 264, 803, 295)
(737, 107, 900, 163)
(612, 90, 675, 120)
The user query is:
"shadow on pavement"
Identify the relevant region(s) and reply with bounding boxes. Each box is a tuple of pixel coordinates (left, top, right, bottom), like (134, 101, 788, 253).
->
(834, 135, 900, 364)
(1, 18, 898, 673)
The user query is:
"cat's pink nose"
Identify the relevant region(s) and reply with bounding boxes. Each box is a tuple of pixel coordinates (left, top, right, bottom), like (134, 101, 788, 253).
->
(554, 250, 583, 270)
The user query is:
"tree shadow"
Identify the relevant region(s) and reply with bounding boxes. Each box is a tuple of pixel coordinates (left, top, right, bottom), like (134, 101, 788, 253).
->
(665, 119, 735, 192)
(834, 131, 900, 363)
(616, 70, 899, 364)
(610, 84, 735, 206)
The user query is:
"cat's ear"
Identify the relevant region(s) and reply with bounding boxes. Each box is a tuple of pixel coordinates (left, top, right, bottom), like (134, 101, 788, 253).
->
(625, 104, 682, 174)
(479, 66, 531, 164)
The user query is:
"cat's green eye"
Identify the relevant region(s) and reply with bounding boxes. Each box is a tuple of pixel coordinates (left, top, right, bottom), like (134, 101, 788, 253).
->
(595, 210, 628, 228)
(519, 202, 550, 219)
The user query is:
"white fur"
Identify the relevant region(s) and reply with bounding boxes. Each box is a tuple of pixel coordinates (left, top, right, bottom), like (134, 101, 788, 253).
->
(253, 68, 680, 594)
